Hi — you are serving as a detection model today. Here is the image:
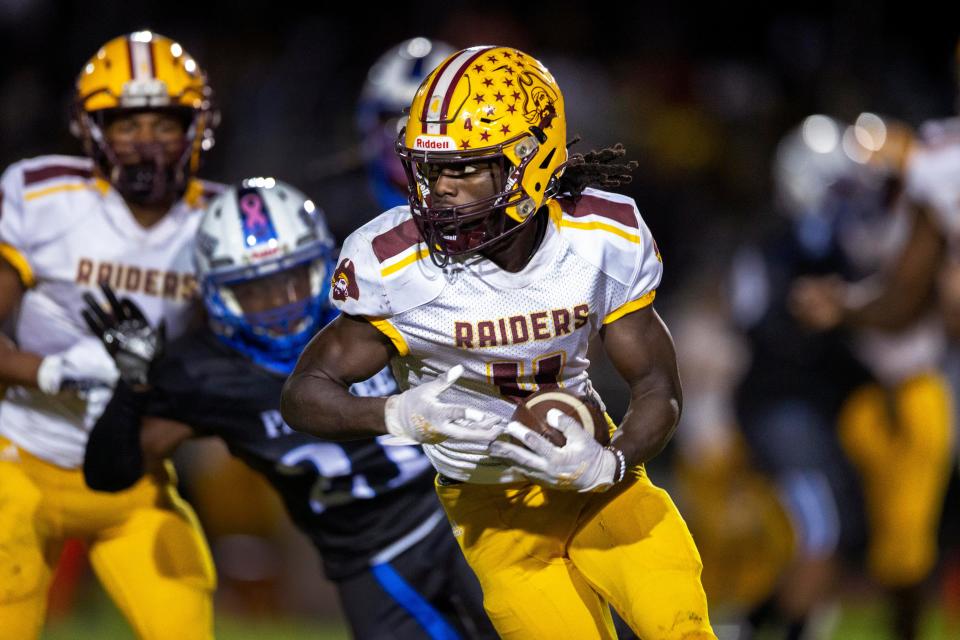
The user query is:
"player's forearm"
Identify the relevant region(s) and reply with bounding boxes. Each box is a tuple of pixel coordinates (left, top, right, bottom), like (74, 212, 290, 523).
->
(844, 205, 943, 331)
(834, 275, 925, 331)
(0, 348, 42, 388)
(281, 372, 389, 440)
(84, 381, 148, 492)
(843, 289, 931, 331)
(612, 386, 681, 468)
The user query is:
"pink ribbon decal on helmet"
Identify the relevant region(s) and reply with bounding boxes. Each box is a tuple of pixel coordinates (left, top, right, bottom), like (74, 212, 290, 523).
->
(240, 192, 269, 230)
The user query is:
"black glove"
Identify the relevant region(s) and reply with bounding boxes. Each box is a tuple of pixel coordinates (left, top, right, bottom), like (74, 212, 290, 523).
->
(82, 283, 165, 387)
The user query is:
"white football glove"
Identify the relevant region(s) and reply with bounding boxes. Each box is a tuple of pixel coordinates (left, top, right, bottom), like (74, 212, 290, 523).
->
(36, 337, 120, 395)
(490, 409, 621, 492)
(82, 385, 115, 429)
(383, 365, 504, 444)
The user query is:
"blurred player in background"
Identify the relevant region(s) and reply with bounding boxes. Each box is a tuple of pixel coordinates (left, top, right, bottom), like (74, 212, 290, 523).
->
(789, 114, 955, 639)
(283, 45, 715, 639)
(668, 278, 795, 625)
(729, 115, 873, 639)
(0, 31, 220, 638)
(357, 37, 455, 211)
(82, 179, 497, 640)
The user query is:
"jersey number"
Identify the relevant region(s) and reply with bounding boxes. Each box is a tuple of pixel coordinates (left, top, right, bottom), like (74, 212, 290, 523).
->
(280, 442, 429, 514)
(489, 351, 565, 400)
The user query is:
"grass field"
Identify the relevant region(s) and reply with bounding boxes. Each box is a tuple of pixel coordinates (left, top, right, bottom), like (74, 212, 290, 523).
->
(41, 590, 956, 639)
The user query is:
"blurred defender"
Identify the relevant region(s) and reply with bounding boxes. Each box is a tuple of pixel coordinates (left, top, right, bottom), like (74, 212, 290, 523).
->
(790, 115, 954, 639)
(730, 115, 872, 639)
(0, 32, 219, 638)
(357, 37, 455, 210)
(83, 180, 497, 640)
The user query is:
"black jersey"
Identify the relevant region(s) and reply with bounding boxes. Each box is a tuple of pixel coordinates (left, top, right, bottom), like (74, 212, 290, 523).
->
(147, 331, 439, 580)
(732, 221, 871, 414)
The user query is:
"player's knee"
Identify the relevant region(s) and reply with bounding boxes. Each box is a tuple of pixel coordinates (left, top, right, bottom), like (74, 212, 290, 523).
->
(870, 535, 936, 587)
(152, 518, 216, 590)
(0, 466, 49, 602)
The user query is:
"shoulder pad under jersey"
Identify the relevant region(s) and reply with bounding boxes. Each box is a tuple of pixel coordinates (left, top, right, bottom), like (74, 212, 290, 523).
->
(552, 187, 662, 312)
(331, 206, 446, 318)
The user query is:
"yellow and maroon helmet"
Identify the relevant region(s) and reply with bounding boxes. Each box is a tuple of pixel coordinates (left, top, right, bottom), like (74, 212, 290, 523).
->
(396, 45, 568, 264)
(70, 31, 217, 204)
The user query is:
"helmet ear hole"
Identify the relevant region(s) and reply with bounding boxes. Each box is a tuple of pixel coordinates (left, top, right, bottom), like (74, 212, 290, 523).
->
(538, 148, 557, 170)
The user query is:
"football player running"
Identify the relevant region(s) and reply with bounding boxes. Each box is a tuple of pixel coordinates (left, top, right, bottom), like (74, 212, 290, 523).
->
(788, 114, 954, 639)
(282, 46, 715, 639)
(82, 179, 498, 640)
(0, 32, 219, 638)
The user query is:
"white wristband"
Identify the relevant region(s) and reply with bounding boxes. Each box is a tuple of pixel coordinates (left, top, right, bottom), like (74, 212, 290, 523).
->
(36, 355, 62, 395)
(606, 445, 627, 484)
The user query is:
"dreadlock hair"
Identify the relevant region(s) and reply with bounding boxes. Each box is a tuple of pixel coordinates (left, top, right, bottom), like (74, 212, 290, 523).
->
(553, 137, 638, 199)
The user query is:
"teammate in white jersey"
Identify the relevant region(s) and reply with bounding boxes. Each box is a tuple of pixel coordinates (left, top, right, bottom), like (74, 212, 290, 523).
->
(794, 113, 960, 638)
(0, 31, 219, 638)
(283, 45, 715, 639)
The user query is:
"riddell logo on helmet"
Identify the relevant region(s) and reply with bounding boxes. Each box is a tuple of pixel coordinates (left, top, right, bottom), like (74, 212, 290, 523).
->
(414, 136, 457, 151)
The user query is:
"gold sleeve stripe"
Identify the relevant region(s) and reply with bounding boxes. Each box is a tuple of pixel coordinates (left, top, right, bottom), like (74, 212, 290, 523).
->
(547, 199, 564, 227)
(558, 218, 641, 244)
(0, 243, 35, 288)
(602, 290, 656, 325)
(183, 179, 205, 207)
(93, 177, 111, 196)
(380, 247, 430, 277)
(24, 182, 96, 201)
(366, 317, 410, 356)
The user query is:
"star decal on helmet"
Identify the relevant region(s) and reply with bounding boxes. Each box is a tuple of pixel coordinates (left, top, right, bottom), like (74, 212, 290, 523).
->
(396, 45, 568, 264)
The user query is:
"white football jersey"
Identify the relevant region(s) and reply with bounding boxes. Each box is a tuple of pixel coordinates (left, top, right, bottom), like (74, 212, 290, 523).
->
(839, 192, 945, 385)
(332, 188, 662, 483)
(906, 117, 960, 246)
(0, 154, 221, 468)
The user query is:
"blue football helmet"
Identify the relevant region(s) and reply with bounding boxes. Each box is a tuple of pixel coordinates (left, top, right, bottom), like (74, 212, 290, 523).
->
(357, 37, 455, 210)
(195, 178, 336, 374)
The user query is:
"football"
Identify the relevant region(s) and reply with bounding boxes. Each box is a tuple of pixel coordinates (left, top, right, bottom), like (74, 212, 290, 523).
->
(510, 388, 610, 447)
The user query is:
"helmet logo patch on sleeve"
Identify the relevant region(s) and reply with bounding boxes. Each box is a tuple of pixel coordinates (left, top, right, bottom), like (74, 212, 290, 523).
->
(238, 188, 279, 248)
(331, 258, 360, 302)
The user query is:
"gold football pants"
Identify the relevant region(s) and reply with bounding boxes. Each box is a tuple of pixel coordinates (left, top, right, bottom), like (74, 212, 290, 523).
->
(437, 469, 716, 639)
(838, 372, 954, 587)
(0, 436, 216, 639)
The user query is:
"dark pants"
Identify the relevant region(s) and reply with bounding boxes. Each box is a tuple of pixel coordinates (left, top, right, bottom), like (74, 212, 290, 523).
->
(336, 510, 497, 640)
